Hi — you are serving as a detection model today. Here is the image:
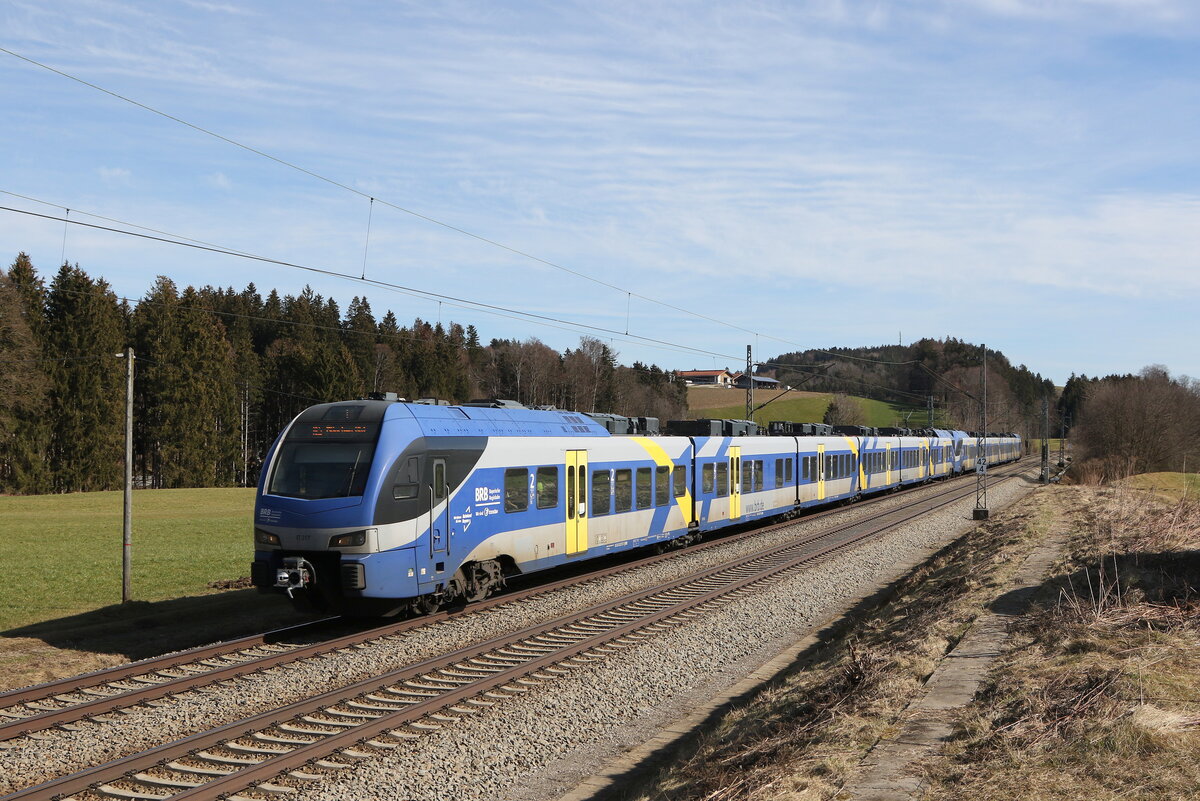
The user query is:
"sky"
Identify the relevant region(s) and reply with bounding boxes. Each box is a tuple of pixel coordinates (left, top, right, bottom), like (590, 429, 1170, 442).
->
(3, 0, 1198, 386)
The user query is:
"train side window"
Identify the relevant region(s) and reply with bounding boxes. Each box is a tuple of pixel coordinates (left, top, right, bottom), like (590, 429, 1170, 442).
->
(674, 465, 687, 497)
(636, 467, 653, 510)
(754, 460, 764, 491)
(786, 457, 793, 482)
(504, 468, 528, 513)
(592, 470, 611, 516)
(392, 484, 417, 500)
(775, 458, 783, 488)
(702, 463, 715, 494)
(536, 466, 558, 509)
(801, 457, 808, 480)
(742, 461, 753, 493)
(656, 465, 670, 506)
(615, 469, 633, 512)
(716, 462, 729, 496)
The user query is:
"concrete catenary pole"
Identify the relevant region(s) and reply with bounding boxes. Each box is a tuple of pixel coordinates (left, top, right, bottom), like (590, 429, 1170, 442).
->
(120, 346, 134, 602)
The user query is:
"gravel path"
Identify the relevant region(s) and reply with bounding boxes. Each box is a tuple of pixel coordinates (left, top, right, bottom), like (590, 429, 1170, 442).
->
(0, 468, 1034, 797)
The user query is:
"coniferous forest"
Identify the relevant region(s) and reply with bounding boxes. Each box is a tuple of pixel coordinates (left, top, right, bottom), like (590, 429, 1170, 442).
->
(0, 254, 688, 495)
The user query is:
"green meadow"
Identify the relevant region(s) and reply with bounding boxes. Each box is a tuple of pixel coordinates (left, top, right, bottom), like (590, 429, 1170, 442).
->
(0, 488, 256, 632)
(691, 393, 923, 429)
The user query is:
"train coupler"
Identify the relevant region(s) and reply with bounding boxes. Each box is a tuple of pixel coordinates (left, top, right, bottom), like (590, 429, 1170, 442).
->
(275, 556, 316, 598)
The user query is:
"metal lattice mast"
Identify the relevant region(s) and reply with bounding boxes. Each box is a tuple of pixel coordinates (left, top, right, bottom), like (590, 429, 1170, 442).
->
(745, 345, 753, 426)
(973, 344, 989, 520)
(1041, 396, 1050, 483)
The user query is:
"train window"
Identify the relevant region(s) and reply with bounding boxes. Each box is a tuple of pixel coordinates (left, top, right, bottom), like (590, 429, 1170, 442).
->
(801, 457, 809, 480)
(504, 468, 528, 513)
(754, 460, 764, 492)
(536, 466, 558, 509)
(636, 467, 653, 510)
(592, 470, 611, 516)
(674, 465, 687, 497)
(702, 463, 715, 494)
(434, 461, 446, 501)
(786, 458, 793, 482)
(656, 465, 670, 506)
(615, 469, 633, 513)
(567, 466, 575, 520)
(392, 483, 417, 500)
(742, 461, 753, 493)
(775, 458, 783, 488)
(716, 462, 729, 496)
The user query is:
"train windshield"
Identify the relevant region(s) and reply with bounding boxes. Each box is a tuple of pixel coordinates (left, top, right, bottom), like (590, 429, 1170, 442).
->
(267, 410, 381, 500)
(268, 441, 376, 499)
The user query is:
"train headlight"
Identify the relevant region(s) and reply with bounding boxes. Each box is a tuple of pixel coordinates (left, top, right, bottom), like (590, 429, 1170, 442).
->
(254, 528, 281, 546)
(329, 530, 367, 548)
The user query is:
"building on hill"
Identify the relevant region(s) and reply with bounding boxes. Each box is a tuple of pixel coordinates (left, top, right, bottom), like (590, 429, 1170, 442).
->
(679, 369, 734, 387)
(731, 373, 781, 390)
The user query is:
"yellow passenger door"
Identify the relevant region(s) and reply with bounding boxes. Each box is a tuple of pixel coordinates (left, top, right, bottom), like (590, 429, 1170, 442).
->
(729, 446, 742, 520)
(565, 450, 588, 555)
(817, 444, 826, 501)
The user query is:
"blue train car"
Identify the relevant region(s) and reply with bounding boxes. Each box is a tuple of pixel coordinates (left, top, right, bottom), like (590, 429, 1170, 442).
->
(251, 399, 1021, 616)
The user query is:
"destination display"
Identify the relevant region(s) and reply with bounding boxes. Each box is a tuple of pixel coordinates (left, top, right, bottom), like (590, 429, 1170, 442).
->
(288, 422, 378, 441)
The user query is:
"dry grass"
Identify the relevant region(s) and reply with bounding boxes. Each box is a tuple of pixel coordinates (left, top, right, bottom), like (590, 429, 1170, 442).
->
(922, 486, 1200, 800)
(618, 491, 1054, 801)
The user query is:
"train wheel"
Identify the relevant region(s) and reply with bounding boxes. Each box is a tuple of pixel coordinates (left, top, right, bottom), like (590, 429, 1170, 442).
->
(410, 594, 440, 616)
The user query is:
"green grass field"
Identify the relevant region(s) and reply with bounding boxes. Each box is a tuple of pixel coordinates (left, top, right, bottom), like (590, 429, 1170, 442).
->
(691, 393, 926, 428)
(0, 488, 256, 632)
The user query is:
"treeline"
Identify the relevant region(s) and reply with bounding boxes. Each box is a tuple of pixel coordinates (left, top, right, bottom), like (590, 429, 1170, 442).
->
(769, 338, 1056, 438)
(1064, 367, 1200, 481)
(0, 254, 686, 495)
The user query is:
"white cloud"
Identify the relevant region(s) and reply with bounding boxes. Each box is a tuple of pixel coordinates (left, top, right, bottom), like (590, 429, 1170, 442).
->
(97, 166, 131, 184)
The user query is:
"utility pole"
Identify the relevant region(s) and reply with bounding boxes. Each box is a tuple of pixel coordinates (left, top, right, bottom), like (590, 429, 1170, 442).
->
(927, 395, 934, 428)
(745, 345, 753, 427)
(1041, 397, 1050, 484)
(117, 347, 135, 602)
(973, 344, 989, 520)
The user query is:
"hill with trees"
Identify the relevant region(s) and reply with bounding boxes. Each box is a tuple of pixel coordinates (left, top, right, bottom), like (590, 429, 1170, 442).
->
(766, 339, 1056, 437)
(0, 254, 685, 494)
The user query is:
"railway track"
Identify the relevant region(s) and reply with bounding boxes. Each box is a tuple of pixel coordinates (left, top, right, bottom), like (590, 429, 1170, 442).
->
(3, 464, 1023, 801)
(0, 465, 1012, 743)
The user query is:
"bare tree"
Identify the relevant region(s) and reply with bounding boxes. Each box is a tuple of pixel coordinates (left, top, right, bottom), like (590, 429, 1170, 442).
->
(823, 393, 866, 426)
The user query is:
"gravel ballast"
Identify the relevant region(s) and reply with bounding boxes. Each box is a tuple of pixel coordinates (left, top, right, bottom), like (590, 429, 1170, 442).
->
(0, 468, 1035, 797)
(317, 468, 1039, 801)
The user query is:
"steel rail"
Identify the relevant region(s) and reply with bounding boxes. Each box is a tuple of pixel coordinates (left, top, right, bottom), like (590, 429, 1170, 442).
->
(0, 462, 1022, 742)
(0, 617, 339, 708)
(3, 465, 1025, 801)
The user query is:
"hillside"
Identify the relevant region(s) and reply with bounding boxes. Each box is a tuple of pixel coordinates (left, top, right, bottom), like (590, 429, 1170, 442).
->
(686, 387, 923, 428)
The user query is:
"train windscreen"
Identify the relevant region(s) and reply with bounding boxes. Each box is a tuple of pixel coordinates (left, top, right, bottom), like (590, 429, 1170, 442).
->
(267, 410, 380, 499)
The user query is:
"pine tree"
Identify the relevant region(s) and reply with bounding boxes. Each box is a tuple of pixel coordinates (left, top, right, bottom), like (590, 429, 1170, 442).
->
(44, 264, 126, 492)
(0, 255, 51, 492)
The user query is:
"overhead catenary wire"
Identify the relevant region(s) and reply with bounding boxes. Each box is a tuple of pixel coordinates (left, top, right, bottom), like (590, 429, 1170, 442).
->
(0, 46, 768, 341)
(4, 268, 709, 387)
(1, 203, 748, 364)
(0, 49, 1005, 391)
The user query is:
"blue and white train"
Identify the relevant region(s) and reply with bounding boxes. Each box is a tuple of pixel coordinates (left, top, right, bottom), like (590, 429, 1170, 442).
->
(250, 399, 1021, 616)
